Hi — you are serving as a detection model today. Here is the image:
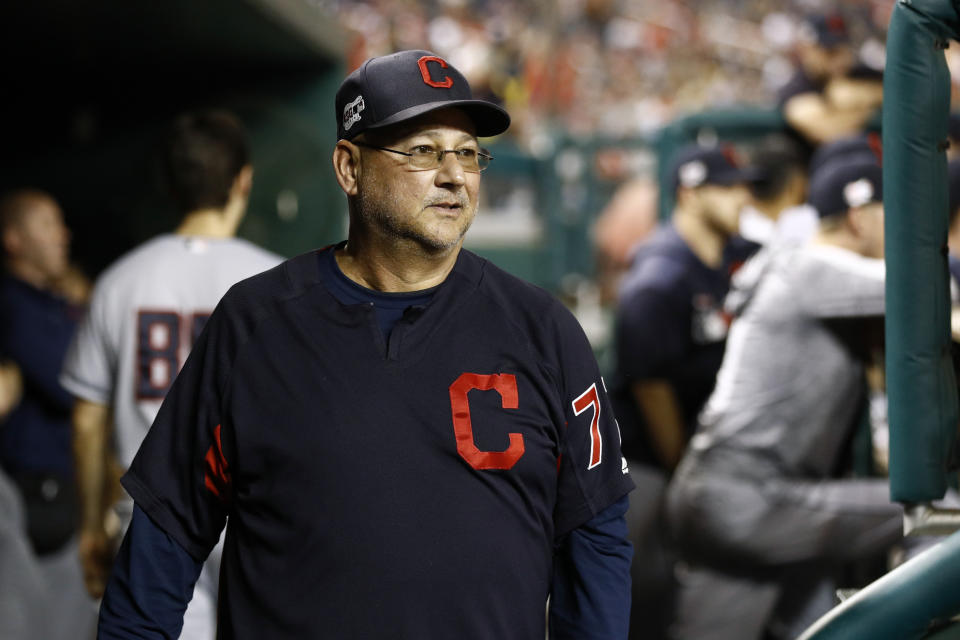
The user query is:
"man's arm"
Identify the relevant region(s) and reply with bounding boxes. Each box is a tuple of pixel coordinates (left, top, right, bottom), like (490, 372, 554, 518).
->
(99, 505, 203, 639)
(5, 314, 76, 411)
(550, 496, 632, 639)
(782, 90, 880, 146)
(72, 398, 116, 598)
(632, 379, 686, 472)
(0, 361, 22, 420)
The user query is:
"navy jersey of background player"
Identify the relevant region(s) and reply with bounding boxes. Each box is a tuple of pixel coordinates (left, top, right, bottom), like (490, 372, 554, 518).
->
(122, 245, 633, 638)
(611, 225, 749, 469)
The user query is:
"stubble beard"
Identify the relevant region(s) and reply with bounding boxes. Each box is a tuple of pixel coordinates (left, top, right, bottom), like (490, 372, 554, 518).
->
(355, 183, 475, 253)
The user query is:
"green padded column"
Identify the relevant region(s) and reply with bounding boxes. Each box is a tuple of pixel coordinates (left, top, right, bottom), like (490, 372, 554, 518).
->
(797, 528, 960, 639)
(883, 0, 960, 504)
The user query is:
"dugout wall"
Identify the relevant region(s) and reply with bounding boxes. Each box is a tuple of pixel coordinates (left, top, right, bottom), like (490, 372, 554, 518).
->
(0, 0, 346, 279)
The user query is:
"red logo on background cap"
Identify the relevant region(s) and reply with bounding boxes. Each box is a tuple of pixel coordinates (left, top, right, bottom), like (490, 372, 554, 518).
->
(418, 56, 454, 88)
(827, 14, 846, 35)
(721, 144, 740, 168)
(866, 131, 883, 166)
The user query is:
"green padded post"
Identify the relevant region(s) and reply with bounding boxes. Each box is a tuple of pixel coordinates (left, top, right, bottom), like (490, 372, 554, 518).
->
(797, 528, 960, 639)
(883, 0, 960, 504)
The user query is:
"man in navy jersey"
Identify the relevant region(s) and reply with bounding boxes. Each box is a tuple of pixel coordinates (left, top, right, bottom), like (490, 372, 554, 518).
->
(610, 143, 757, 638)
(777, 11, 883, 154)
(98, 50, 635, 639)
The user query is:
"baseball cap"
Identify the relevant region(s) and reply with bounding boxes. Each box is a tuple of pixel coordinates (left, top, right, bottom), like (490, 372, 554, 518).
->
(669, 144, 761, 194)
(809, 133, 882, 176)
(335, 50, 511, 141)
(800, 12, 851, 47)
(808, 155, 882, 219)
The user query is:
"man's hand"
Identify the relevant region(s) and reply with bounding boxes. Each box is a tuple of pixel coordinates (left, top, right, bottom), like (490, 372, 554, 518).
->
(79, 526, 113, 598)
(632, 379, 687, 472)
(72, 398, 116, 598)
(0, 361, 23, 420)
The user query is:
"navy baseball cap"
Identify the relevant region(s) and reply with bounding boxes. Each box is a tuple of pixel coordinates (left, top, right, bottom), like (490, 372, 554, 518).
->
(335, 50, 511, 141)
(669, 144, 761, 194)
(809, 133, 882, 176)
(808, 155, 882, 219)
(801, 12, 850, 47)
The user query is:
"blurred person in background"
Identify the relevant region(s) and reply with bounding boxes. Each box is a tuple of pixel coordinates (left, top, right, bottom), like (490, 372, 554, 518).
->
(59, 109, 282, 638)
(612, 143, 757, 476)
(946, 159, 960, 340)
(610, 143, 757, 639)
(0, 188, 96, 640)
(665, 153, 902, 640)
(592, 175, 659, 307)
(737, 133, 814, 249)
(948, 158, 960, 278)
(723, 134, 819, 317)
(778, 10, 883, 153)
(0, 357, 43, 640)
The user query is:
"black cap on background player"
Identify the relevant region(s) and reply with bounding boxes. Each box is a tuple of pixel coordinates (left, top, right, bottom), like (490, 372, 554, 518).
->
(668, 144, 761, 194)
(808, 132, 882, 177)
(808, 154, 882, 219)
(800, 11, 850, 48)
(335, 50, 511, 141)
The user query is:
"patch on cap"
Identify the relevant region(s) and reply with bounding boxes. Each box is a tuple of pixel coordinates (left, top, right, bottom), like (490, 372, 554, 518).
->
(343, 95, 365, 133)
(843, 178, 874, 208)
(679, 161, 708, 189)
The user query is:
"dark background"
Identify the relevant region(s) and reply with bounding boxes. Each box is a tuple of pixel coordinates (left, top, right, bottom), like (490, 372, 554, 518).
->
(0, 0, 347, 279)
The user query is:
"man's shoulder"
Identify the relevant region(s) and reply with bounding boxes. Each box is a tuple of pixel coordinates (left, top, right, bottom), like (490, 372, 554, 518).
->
(210, 237, 283, 266)
(91, 234, 185, 290)
(620, 231, 695, 298)
(462, 249, 566, 315)
(94, 235, 281, 294)
(220, 250, 310, 305)
(459, 249, 584, 342)
(777, 69, 821, 106)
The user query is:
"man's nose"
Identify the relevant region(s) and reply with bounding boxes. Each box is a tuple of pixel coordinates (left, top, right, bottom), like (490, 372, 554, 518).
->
(435, 151, 466, 186)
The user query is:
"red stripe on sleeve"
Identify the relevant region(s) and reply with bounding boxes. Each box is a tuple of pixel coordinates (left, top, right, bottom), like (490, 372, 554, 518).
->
(203, 424, 232, 500)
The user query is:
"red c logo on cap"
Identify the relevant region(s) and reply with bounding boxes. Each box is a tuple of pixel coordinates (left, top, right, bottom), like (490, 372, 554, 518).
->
(418, 56, 454, 88)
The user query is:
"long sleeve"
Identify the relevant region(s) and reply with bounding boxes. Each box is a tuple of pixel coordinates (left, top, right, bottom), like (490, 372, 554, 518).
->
(550, 495, 633, 639)
(98, 505, 204, 639)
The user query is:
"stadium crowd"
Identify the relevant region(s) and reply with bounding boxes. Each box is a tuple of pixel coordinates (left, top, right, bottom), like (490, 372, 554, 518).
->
(332, 0, 893, 147)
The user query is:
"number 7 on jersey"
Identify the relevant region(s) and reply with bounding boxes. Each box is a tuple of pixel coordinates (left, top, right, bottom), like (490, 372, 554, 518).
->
(572, 383, 603, 470)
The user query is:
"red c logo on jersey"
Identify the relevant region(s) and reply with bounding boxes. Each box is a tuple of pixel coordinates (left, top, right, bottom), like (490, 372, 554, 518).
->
(449, 373, 525, 470)
(418, 56, 454, 88)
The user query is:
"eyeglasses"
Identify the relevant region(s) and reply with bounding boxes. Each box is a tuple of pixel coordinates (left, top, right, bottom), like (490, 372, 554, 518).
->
(354, 142, 493, 173)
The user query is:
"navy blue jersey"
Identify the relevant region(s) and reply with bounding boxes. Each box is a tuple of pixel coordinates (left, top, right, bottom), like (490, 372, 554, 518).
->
(0, 275, 79, 477)
(122, 246, 633, 639)
(611, 226, 740, 467)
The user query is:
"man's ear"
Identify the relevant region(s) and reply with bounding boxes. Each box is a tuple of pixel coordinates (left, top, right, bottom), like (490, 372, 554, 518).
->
(846, 205, 868, 238)
(332, 141, 362, 197)
(234, 165, 254, 198)
(675, 187, 694, 209)
(1, 227, 20, 258)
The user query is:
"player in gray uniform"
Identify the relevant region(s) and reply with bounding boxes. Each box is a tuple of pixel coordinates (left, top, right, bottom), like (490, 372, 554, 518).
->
(59, 110, 282, 638)
(665, 153, 902, 640)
